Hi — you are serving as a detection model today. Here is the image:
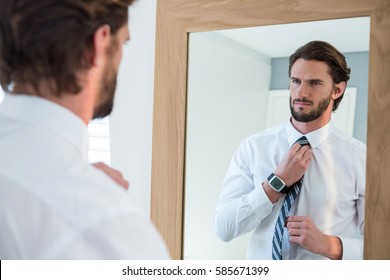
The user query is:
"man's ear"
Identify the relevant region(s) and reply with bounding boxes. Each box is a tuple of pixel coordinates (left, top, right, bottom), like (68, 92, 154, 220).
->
(90, 24, 111, 67)
(333, 81, 347, 100)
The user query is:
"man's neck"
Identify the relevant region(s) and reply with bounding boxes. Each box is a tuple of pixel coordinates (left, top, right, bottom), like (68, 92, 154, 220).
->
(291, 115, 331, 135)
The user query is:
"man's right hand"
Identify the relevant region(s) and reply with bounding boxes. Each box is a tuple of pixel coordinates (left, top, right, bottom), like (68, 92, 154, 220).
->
(274, 142, 313, 187)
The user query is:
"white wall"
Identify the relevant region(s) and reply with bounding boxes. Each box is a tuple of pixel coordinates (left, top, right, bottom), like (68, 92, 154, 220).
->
(184, 32, 271, 259)
(110, 0, 157, 216)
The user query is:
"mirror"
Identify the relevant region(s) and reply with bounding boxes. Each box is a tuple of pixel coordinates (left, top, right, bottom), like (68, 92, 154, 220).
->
(151, 0, 390, 259)
(183, 17, 369, 259)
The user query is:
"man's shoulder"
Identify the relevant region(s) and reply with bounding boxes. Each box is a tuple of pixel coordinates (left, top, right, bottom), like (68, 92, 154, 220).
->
(60, 164, 144, 221)
(241, 123, 286, 145)
(331, 127, 366, 152)
(1, 160, 145, 228)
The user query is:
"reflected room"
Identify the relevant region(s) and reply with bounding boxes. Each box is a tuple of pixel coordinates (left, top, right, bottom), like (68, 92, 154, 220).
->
(183, 17, 369, 259)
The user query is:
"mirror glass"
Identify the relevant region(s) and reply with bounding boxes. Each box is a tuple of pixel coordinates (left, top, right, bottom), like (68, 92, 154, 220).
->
(184, 17, 370, 259)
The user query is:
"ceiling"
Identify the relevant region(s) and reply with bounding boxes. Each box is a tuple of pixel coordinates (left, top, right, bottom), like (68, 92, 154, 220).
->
(214, 17, 370, 58)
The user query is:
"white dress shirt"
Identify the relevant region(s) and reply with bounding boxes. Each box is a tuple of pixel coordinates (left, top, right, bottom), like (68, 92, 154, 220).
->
(215, 120, 366, 259)
(0, 94, 170, 259)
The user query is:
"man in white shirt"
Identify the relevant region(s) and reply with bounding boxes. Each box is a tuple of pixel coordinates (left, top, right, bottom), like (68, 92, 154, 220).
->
(0, 0, 169, 259)
(215, 41, 366, 260)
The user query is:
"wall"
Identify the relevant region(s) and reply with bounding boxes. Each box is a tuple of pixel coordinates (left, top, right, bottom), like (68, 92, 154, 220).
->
(184, 32, 271, 259)
(110, 0, 157, 216)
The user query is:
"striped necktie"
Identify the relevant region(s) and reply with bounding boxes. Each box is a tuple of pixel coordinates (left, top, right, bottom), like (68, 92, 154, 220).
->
(271, 136, 309, 260)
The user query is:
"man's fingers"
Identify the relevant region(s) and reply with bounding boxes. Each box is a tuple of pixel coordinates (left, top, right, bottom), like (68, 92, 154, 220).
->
(92, 162, 130, 190)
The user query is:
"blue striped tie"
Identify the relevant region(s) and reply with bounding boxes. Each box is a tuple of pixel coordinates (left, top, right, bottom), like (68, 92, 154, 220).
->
(271, 136, 309, 260)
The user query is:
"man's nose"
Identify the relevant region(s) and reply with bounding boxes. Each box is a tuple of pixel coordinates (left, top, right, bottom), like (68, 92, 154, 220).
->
(296, 83, 310, 98)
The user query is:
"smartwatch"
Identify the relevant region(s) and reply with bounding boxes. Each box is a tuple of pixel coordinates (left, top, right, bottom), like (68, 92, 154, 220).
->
(267, 173, 289, 193)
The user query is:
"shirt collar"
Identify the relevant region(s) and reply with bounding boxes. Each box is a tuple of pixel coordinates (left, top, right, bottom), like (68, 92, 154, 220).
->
(0, 93, 88, 159)
(286, 118, 333, 149)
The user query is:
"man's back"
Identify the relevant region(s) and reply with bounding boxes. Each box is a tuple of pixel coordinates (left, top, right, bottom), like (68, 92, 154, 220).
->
(0, 94, 169, 259)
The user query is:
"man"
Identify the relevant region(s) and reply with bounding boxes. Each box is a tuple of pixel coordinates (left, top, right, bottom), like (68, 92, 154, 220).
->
(0, 0, 169, 259)
(214, 41, 365, 260)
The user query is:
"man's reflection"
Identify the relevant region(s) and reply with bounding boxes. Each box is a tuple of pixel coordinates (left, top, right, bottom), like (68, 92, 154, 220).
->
(214, 41, 365, 260)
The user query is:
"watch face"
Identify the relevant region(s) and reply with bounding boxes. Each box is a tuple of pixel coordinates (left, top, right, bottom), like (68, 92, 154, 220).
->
(271, 177, 284, 190)
(268, 173, 286, 192)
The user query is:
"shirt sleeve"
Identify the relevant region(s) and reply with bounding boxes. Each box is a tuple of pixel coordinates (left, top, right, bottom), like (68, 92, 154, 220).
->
(214, 140, 275, 242)
(340, 145, 365, 260)
(339, 189, 364, 259)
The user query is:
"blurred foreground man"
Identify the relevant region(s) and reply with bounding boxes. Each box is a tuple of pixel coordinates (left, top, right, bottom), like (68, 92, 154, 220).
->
(0, 0, 169, 259)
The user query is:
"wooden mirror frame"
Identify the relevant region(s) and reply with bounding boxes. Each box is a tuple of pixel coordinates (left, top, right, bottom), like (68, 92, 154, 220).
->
(151, 0, 390, 260)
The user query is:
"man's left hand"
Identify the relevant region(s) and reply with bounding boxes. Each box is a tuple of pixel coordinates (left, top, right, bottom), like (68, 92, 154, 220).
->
(286, 215, 342, 259)
(92, 162, 129, 190)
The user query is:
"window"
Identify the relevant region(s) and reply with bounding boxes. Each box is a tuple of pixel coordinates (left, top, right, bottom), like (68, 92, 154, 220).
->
(87, 117, 112, 165)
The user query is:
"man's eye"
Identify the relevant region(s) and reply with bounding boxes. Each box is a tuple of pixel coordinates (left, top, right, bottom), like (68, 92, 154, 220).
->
(310, 80, 322, 86)
(291, 79, 300, 84)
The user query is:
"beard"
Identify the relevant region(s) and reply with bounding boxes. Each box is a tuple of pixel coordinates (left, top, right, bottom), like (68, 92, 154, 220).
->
(92, 62, 118, 120)
(92, 36, 120, 120)
(290, 94, 331, 122)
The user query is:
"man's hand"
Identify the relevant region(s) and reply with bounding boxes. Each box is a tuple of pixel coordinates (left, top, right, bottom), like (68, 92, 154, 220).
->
(263, 143, 313, 203)
(286, 215, 342, 260)
(274, 142, 312, 186)
(92, 162, 129, 190)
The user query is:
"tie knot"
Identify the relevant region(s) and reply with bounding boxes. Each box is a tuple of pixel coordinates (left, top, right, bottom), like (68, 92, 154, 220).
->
(295, 136, 309, 146)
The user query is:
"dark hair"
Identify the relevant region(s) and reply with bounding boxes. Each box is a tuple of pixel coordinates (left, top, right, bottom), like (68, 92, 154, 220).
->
(0, 0, 135, 96)
(288, 40, 351, 111)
